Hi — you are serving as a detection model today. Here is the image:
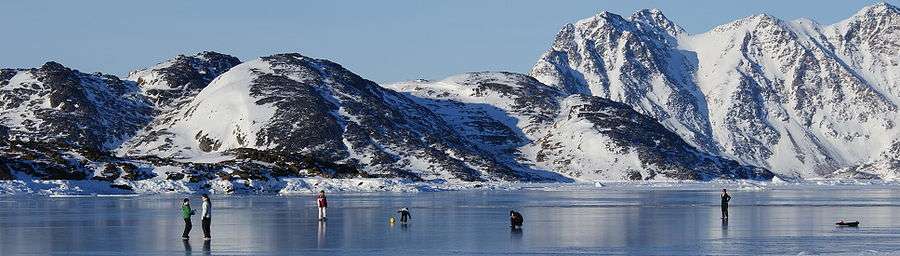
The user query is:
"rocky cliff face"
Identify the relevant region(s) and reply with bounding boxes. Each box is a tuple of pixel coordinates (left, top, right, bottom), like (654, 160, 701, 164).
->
(531, 3, 900, 179)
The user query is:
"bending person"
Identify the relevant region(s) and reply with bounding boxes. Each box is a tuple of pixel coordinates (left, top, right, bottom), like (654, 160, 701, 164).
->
(397, 207, 411, 223)
(510, 210, 523, 228)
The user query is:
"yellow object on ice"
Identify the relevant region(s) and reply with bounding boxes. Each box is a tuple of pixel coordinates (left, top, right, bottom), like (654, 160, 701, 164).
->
(389, 217, 396, 224)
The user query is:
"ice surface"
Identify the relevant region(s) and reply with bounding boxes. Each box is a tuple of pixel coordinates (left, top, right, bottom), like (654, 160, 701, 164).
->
(1, 185, 899, 255)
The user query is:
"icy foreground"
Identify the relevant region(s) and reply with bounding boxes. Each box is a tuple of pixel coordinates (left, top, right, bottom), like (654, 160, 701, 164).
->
(0, 4, 898, 195)
(3, 186, 900, 255)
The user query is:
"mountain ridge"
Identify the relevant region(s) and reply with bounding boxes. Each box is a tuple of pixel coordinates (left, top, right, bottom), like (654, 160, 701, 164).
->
(531, 2, 900, 179)
(1, 3, 897, 194)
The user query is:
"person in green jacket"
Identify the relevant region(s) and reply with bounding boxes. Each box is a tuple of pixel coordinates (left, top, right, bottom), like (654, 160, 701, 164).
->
(181, 198, 195, 239)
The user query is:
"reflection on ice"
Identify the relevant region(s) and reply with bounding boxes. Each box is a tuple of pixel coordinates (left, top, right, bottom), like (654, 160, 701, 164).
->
(317, 220, 326, 248)
(182, 239, 191, 256)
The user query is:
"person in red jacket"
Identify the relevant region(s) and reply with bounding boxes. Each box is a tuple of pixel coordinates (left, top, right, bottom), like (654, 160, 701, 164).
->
(317, 190, 328, 221)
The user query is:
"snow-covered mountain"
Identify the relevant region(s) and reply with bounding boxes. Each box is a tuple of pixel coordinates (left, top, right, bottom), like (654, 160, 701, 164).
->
(389, 72, 771, 181)
(128, 51, 242, 110)
(4, 4, 897, 194)
(531, 3, 900, 179)
(122, 53, 535, 182)
(120, 52, 242, 156)
(0, 62, 152, 150)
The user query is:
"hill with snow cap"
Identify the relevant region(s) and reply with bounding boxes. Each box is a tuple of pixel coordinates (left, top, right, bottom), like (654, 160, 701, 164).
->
(122, 53, 542, 182)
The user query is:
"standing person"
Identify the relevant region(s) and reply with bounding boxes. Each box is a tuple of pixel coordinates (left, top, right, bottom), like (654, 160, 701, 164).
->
(316, 190, 328, 221)
(181, 198, 195, 239)
(721, 189, 731, 219)
(397, 207, 411, 223)
(201, 194, 212, 240)
(510, 210, 523, 229)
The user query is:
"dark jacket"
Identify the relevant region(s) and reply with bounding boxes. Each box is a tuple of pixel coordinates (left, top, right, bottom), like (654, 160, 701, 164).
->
(510, 211, 524, 226)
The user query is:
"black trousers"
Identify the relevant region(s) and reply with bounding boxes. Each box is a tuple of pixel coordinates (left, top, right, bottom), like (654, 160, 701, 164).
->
(400, 213, 409, 222)
(202, 217, 211, 238)
(182, 218, 192, 238)
(721, 204, 729, 218)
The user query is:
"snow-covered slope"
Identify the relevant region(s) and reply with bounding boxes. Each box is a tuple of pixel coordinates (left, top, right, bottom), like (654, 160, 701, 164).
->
(389, 72, 771, 181)
(531, 3, 900, 178)
(0, 62, 152, 150)
(120, 52, 242, 156)
(128, 51, 242, 109)
(122, 53, 531, 182)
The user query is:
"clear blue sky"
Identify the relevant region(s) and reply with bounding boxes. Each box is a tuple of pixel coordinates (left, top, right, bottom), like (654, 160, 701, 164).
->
(1, 0, 895, 83)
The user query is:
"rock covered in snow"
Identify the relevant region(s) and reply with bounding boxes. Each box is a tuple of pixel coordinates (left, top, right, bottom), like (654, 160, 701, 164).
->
(530, 3, 900, 179)
(0, 62, 153, 150)
(128, 51, 242, 109)
(390, 72, 772, 181)
(122, 53, 527, 182)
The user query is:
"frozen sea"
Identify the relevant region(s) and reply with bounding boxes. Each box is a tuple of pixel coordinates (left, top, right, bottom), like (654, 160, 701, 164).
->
(1, 183, 899, 255)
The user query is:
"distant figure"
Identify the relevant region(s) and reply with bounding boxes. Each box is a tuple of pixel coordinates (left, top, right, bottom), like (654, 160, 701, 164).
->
(181, 198, 195, 239)
(201, 194, 212, 240)
(836, 220, 860, 227)
(721, 189, 731, 219)
(317, 190, 328, 221)
(397, 208, 411, 223)
(510, 210, 524, 228)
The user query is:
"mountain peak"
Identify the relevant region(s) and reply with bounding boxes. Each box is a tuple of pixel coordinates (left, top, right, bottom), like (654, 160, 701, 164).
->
(858, 2, 898, 15)
(631, 8, 666, 20)
(711, 13, 784, 33)
(747, 13, 780, 22)
(128, 51, 242, 109)
(40, 61, 69, 72)
(630, 8, 685, 36)
(845, 2, 899, 23)
(196, 50, 234, 59)
(576, 10, 629, 28)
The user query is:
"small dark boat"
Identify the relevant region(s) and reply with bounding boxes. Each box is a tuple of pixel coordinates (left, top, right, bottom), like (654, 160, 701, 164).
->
(835, 221, 859, 227)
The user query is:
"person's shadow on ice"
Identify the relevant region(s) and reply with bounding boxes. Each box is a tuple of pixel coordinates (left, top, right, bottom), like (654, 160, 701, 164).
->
(203, 240, 211, 256)
(182, 239, 192, 256)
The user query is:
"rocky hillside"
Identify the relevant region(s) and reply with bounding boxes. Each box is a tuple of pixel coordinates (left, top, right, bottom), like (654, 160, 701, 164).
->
(8, 4, 897, 193)
(389, 72, 771, 181)
(121, 53, 533, 183)
(531, 3, 900, 179)
(0, 62, 152, 150)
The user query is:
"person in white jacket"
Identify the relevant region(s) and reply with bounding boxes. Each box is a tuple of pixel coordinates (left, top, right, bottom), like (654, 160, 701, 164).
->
(201, 194, 212, 240)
